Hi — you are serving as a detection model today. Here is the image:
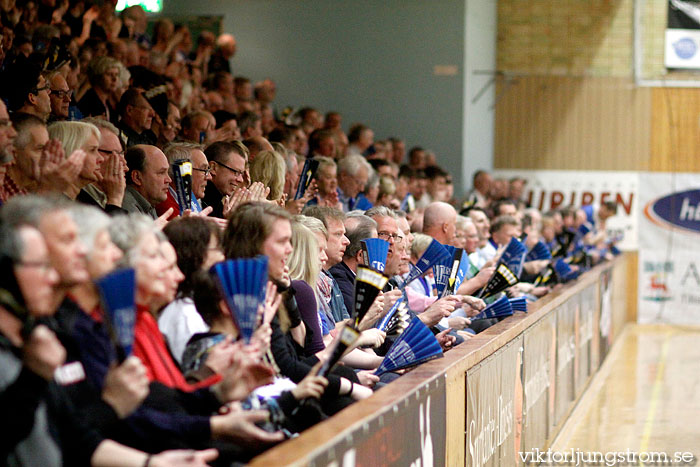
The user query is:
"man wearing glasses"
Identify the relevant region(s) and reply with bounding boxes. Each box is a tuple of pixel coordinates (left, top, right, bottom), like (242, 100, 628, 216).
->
(48, 72, 72, 122)
(5, 60, 52, 122)
(201, 141, 248, 218)
(155, 142, 212, 220)
(365, 206, 403, 277)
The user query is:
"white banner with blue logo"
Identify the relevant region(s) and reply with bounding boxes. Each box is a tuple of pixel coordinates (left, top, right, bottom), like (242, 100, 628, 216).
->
(638, 172, 700, 324)
(666, 1, 700, 69)
(665, 29, 700, 68)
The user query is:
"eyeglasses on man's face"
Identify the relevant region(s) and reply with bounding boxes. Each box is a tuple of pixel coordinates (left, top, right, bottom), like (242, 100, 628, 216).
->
(51, 89, 73, 100)
(212, 160, 245, 178)
(377, 231, 403, 243)
(98, 148, 125, 158)
(192, 166, 211, 176)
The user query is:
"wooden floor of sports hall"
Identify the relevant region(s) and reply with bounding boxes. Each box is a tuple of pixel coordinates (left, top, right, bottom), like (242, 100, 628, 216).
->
(552, 324, 700, 462)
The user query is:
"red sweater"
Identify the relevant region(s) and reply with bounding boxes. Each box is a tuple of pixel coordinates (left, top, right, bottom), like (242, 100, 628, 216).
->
(155, 189, 180, 221)
(132, 305, 220, 392)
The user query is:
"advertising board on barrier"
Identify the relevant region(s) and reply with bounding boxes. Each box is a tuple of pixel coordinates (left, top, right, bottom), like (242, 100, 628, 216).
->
(311, 377, 446, 467)
(466, 338, 523, 467)
(248, 258, 627, 467)
(638, 172, 700, 324)
(577, 284, 599, 390)
(574, 287, 595, 397)
(492, 169, 639, 251)
(599, 269, 613, 360)
(521, 313, 556, 454)
(554, 300, 576, 427)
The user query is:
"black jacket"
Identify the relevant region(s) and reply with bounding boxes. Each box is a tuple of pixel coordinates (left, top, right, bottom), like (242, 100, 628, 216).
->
(201, 181, 225, 218)
(329, 261, 355, 315)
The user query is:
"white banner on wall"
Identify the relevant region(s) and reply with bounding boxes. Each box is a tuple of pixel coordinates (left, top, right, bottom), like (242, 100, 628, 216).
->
(492, 170, 639, 250)
(665, 29, 700, 69)
(665, 0, 700, 70)
(638, 172, 700, 324)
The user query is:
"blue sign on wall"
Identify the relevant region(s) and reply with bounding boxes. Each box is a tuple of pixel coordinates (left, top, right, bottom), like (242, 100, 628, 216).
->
(645, 189, 700, 234)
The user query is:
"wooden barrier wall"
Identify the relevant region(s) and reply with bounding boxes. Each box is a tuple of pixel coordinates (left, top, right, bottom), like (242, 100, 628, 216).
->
(250, 254, 632, 466)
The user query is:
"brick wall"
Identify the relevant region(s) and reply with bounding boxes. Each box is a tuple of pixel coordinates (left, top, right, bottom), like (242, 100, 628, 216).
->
(497, 0, 633, 77)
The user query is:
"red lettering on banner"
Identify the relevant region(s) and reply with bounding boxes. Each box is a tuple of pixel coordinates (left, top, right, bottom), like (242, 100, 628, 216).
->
(524, 188, 634, 216)
(550, 191, 564, 209)
(616, 193, 633, 215)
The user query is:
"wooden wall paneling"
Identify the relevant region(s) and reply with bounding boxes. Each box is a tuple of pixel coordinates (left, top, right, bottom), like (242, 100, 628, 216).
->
(591, 79, 607, 168)
(649, 88, 671, 172)
(495, 76, 652, 171)
(574, 79, 589, 169)
(584, 79, 596, 170)
(514, 78, 528, 168)
(629, 83, 654, 170)
(550, 78, 567, 168)
(495, 77, 513, 169)
(559, 77, 576, 169)
(599, 81, 614, 169)
(536, 77, 549, 166)
(650, 88, 700, 172)
(615, 83, 626, 169)
(521, 77, 535, 168)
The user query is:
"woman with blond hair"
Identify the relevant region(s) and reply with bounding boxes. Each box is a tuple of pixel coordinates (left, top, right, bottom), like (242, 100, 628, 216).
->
(249, 149, 286, 203)
(291, 215, 384, 382)
(223, 203, 372, 414)
(47, 120, 103, 201)
(287, 216, 329, 354)
(376, 175, 398, 208)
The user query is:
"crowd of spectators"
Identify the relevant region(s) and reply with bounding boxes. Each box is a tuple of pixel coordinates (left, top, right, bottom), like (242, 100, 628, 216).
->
(0, 1, 622, 465)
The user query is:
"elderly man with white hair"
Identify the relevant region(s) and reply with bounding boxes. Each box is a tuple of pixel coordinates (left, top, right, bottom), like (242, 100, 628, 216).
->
(155, 142, 212, 221)
(336, 154, 370, 212)
(208, 33, 237, 73)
